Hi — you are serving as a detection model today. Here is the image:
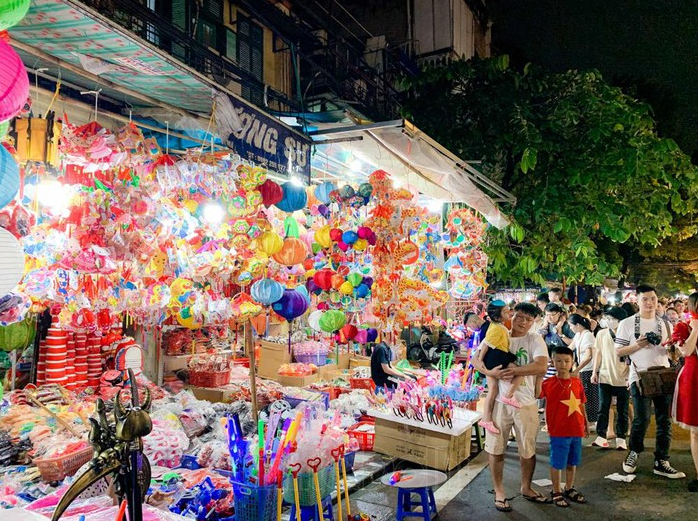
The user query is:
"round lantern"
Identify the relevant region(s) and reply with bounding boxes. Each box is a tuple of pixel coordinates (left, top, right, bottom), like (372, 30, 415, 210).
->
(0, 315, 35, 352)
(354, 329, 369, 344)
(314, 181, 335, 204)
(341, 230, 358, 245)
(0, 39, 29, 122)
(319, 310, 346, 333)
(347, 273, 363, 287)
(275, 182, 307, 213)
(339, 324, 358, 343)
(0, 144, 19, 210)
(295, 284, 311, 305)
(366, 328, 379, 343)
(313, 269, 335, 291)
(0, 1, 31, 31)
(258, 179, 284, 207)
(250, 278, 284, 306)
(355, 283, 370, 298)
(306, 278, 322, 295)
(272, 237, 307, 266)
(0, 120, 8, 138)
(272, 288, 309, 321)
(258, 231, 284, 255)
(0, 227, 24, 295)
(314, 225, 332, 248)
(339, 281, 354, 295)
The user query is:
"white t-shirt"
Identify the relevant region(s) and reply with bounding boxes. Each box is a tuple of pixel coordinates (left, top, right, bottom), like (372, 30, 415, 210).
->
(595, 328, 628, 387)
(497, 332, 549, 407)
(614, 314, 672, 386)
(571, 329, 595, 372)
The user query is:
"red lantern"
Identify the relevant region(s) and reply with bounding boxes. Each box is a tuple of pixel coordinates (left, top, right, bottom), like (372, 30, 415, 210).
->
(339, 324, 358, 343)
(272, 237, 308, 266)
(329, 228, 343, 242)
(302, 258, 315, 271)
(258, 179, 283, 207)
(313, 269, 335, 291)
(331, 274, 345, 290)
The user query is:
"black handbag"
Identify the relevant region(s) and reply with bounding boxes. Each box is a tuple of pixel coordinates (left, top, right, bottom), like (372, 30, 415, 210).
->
(633, 315, 677, 397)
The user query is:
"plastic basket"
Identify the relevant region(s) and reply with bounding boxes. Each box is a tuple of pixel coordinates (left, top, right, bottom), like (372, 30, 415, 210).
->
(230, 358, 250, 368)
(347, 421, 375, 451)
(283, 464, 335, 506)
(34, 447, 93, 483)
(349, 377, 375, 392)
(283, 391, 330, 411)
(189, 370, 230, 387)
(232, 480, 278, 521)
(344, 451, 356, 473)
(293, 353, 328, 366)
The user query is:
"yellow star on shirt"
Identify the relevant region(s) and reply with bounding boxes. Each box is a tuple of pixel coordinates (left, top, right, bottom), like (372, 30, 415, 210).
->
(561, 391, 583, 417)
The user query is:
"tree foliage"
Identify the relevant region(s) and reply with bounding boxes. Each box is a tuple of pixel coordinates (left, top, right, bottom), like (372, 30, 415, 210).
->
(402, 56, 698, 286)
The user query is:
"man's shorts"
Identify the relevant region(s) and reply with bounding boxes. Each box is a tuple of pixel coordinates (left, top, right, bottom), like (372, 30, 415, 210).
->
(549, 436, 582, 470)
(484, 402, 539, 459)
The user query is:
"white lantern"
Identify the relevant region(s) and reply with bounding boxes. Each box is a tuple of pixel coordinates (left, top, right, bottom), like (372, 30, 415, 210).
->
(0, 227, 24, 295)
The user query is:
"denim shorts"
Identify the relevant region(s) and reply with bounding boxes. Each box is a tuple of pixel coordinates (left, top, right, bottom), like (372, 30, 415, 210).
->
(549, 436, 582, 470)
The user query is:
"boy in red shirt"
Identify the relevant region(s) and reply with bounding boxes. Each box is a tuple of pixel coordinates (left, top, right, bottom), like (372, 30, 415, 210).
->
(537, 346, 590, 507)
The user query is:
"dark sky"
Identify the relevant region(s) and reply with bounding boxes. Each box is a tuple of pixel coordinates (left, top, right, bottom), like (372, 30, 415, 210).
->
(488, 0, 698, 159)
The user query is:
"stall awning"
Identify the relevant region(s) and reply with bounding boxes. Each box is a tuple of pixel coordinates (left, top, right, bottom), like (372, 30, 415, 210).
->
(310, 120, 514, 229)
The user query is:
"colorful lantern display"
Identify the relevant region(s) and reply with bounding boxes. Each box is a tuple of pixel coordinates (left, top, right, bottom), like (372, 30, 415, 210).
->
(314, 181, 335, 204)
(258, 179, 283, 207)
(319, 310, 346, 333)
(258, 231, 284, 256)
(0, 39, 29, 122)
(271, 237, 307, 266)
(250, 278, 284, 306)
(272, 289, 309, 322)
(274, 182, 307, 213)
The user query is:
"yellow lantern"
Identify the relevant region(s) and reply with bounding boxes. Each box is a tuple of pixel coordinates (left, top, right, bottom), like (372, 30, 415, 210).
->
(314, 225, 332, 249)
(339, 281, 354, 295)
(353, 238, 368, 251)
(258, 231, 283, 255)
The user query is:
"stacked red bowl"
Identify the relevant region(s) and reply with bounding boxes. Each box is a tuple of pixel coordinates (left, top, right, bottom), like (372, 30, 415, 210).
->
(44, 327, 67, 386)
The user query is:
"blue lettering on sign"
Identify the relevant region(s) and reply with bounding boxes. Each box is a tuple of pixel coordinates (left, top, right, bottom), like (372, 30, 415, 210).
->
(226, 98, 311, 181)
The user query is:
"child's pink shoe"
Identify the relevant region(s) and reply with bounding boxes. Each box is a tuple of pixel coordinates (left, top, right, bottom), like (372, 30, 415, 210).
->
(480, 420, 500, 435)
(499, 396, 522, 409)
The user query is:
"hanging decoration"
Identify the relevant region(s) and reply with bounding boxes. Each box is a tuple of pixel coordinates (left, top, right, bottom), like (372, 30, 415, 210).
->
(0, 38, 29, 122)
(0, 226, 24, 296)
(0, 0, 31, 31)
(0, 143, 20, 209)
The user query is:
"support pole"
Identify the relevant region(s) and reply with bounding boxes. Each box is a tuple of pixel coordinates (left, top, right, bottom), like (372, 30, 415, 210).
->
(246, 324, 259, 423)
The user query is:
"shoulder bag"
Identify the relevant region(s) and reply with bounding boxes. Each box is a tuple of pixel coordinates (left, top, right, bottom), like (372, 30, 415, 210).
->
(632, 314, 677, 398)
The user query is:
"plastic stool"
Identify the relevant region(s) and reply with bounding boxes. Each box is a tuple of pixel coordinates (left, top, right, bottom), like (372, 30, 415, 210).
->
(396, 487, 437, 520)
(289, 495, 334, 521)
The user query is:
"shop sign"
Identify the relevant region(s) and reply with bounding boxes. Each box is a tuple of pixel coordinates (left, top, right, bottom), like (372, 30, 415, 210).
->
(218, 95, 311, 181)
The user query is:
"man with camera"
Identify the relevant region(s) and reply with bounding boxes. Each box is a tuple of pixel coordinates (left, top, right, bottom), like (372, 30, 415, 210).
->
(614, 284, 686, 479)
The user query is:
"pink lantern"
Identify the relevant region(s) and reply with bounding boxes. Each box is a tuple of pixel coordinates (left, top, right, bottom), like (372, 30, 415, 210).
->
(0, 39, 29, 122)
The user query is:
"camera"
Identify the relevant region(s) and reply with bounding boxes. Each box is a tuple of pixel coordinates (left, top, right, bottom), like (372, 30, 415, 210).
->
(644, 331, 662, 345)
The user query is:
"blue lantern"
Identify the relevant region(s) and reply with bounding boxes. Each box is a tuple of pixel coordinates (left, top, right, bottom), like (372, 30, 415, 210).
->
(314, 181, 336, 204)
(341, 230, 358, 245)
(0, 145, 19, 210)
(275, 183, 307, 212)
(250, 278, 284, 306)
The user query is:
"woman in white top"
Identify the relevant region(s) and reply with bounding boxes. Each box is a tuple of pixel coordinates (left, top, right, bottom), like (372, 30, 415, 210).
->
(569, 314, 599, 424)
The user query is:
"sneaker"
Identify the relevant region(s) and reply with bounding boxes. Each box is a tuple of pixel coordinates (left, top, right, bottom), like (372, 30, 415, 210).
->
(615, 438, 627, 451)
(622, 451, 639, 473)
(653, 460, 686, 479)
(592, 436, 609, 448)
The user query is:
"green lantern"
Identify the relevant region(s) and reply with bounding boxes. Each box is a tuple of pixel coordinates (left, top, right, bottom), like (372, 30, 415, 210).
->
(0, 316, 36, 352)
(0, 0, 31, 31)
(319, 310, 346, 333)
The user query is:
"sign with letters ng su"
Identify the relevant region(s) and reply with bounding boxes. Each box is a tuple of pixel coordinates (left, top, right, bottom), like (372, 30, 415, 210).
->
(223, 97, 311, 181)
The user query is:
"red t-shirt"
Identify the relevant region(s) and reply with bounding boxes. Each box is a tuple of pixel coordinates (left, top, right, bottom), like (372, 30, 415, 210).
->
(540, 376, 587, 437)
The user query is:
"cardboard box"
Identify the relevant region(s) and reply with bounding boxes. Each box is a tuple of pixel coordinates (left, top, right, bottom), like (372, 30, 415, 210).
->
(258, 341, 292, 380)
(185, 385, 228, 403)
(316, 363, 339, 380)
(373, 417, 472, 471)
(277, 373, 319, 387)
(349, 356, 371, 368)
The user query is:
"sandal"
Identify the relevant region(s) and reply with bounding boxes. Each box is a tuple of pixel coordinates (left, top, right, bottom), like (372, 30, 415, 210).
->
(522, 492, 552, 504)
(551, 492, 570, 508)
(494, 498, 512, 512)
(480, 420, 500, 435)
(563, 487, 587, 503)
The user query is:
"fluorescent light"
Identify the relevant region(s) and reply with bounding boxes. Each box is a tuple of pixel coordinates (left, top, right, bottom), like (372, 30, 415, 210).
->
(202, 202, 225, 224)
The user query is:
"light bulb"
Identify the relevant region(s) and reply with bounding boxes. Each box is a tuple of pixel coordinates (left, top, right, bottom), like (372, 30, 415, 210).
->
(202, 203, 225, 224)
(426, 200, 443, 214)
(37, 180, 71, 216)
(290, 175, 304, 187)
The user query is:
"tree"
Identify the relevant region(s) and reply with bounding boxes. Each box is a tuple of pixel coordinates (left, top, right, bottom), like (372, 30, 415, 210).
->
(402, 56, 698, 287)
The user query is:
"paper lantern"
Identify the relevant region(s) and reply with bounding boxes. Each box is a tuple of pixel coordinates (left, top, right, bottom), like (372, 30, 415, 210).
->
(275, 182, 307, 212)
(339, 281, 354, 295)
(258, 231, 283, 255)
(0, 144, 19, 210)
(366, 328, 378, 343)
(249, 312, 268, 336)
(0, 315, 35, 352)
(314, 225, 332, 248)
(0, 1, 31, 31)
(307, 310, 323, 332)
(313, 269, 335, 291)
(250, 278, 284, 306)
(339, 185, 355, 199)
(339, 324, 358, 343)
(329, 228, 343, 242)
(306, 278, 322, 295)
(0, 39, 29, 122)
(354, 329, 369, 344)
(355, 283, 370, 298)
(319, 310, 346, 333)
(272, 237, 308, 266)
(347, 273, 363, 287)
(342, 230, 358, 245)
(358, 182, 373, 198)
(0, 227, 24, 295)
(295, 284, 310, 304)
(259, 179, 284, 207)
(272, 289, 309, 321)
(314, 181, 335, 204)
(330, 273, 345, 290)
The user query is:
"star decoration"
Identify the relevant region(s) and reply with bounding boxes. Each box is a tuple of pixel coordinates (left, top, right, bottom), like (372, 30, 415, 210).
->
(561, 391, 583, 417)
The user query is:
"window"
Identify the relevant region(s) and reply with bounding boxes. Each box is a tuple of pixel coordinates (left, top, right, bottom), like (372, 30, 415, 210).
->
(237, 14, 264, 105)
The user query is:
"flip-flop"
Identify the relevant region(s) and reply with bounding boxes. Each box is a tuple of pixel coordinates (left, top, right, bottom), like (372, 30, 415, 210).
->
(523, 492, 553, 504)
(494, 498, 512, 512)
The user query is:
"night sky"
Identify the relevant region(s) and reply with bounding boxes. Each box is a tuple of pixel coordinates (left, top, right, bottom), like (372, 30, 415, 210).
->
(488, 0, 698, 160)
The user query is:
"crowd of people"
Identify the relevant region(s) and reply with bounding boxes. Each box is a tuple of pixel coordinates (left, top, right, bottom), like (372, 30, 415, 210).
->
(467, 284, 698, 512)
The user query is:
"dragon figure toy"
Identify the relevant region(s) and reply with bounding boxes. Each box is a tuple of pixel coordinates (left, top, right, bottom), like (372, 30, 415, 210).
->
(51, 369, 153, 521)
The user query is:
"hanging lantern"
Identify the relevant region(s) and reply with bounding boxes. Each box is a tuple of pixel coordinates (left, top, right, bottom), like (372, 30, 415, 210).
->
(250, 278, 284, 306)
(0, 1, 31, 31)
(0, 144, 19, 210)
(274, 182, 307, 212)
(0, 315, 35, 352)
(294, 284, 310, 305)
(0, 227, 24, 295)
(307, 309, 324, 332)
(0, 120, 8, 138)
(319, 310, 346, 333)
(354, 329, 369, 344)
(272, 237, 307, 266)
(339, 324, 358, 343)
(271, 288, 309, 321)
(314, 181, 335, 204)
(258, 231, 284, 255)
(366, 328, 379, 343)
(259, 179, 283, 207)
(313, 269, 335, 291)
(347, 272, 363, 287)
(0, 39, 29, 122)
(314, 225, 332, 248)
